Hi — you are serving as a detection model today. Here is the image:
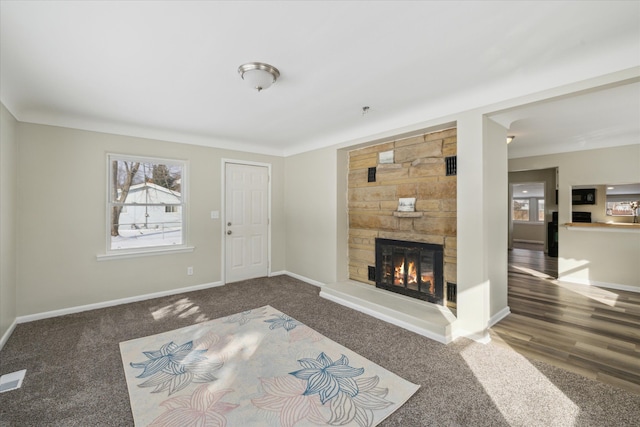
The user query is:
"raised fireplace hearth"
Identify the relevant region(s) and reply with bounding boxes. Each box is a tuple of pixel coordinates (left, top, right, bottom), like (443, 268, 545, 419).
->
(375, 238, 444, 305)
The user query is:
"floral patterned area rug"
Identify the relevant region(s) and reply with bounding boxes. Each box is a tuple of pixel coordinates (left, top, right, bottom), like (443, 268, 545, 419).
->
(119, 305, 419, 427)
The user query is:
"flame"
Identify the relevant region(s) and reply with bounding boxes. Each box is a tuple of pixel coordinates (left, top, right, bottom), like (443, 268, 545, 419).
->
(395, 261, 418, 285)
(394, 261, 404, 285)
(393, 259, 436, 295)
(422, 273, 435, 294)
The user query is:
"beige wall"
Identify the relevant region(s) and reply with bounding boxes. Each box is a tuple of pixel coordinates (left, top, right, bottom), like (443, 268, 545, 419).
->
(512, 222, 545, 243)
(284, 147, 338, 285)
(1, 103, 18, 343)
(15, 123, 285, 316)
(509, 145, 640, 289)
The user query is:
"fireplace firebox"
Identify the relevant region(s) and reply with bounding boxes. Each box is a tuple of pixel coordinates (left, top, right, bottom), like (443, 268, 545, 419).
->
(375, 238, 444, 305)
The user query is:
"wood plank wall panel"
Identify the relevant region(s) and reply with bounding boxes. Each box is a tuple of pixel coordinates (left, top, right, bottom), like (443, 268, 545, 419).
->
(347, 128, 457, 302)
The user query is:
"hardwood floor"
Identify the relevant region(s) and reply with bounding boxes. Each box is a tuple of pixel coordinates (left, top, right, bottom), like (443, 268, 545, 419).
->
(491, 247, 640, 394)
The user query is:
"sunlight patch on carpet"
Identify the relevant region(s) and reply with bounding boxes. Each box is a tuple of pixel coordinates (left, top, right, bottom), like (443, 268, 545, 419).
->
(460, 343, 578, 426)
(120, 305, 419, 426)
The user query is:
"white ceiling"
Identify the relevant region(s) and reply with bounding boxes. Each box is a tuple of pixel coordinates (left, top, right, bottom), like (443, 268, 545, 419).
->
(491, 81, 640, 159)
(1, 1, 639, 157)
(512, 183, 544, 199)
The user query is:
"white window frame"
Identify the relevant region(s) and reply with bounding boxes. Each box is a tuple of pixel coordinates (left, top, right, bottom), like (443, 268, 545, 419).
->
(512, 198, 531, 222)
(512, 197, 545, 223)
(537, 199, 545, 222)
(97, 153, 193, 261)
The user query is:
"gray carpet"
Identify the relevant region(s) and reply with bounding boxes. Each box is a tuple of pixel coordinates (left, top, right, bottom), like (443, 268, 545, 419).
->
(1, 275, 639, 426)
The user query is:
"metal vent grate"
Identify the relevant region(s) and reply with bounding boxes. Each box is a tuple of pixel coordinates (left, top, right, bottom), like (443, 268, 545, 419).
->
(367, 167, 376, 182)
(368, 266, 376, 281)
(445, 156, 457, 176)
(447, 282, 457, 304)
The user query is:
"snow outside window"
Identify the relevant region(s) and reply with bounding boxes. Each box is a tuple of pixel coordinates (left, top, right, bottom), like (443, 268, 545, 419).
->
(107, 154, 186, 253)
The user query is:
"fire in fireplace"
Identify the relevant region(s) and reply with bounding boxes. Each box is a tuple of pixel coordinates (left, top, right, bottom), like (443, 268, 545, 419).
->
(375, 238, 444, 304)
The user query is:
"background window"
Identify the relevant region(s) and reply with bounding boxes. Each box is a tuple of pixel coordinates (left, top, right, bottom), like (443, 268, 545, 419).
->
(512, 183, 545, 223)
(538, 199, 545, 221)
(512, 199, 530, 221)
(108, 154, 186, 252)
(605, 184, 640, 217)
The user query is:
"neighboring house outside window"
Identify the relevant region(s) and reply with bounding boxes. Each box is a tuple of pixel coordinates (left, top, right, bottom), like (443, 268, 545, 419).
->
(107, 154, 186, 253)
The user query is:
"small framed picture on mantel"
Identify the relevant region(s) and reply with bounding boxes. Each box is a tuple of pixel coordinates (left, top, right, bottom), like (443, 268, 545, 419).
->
(398, 197, 416, 212)
(379, 150, 394, 164)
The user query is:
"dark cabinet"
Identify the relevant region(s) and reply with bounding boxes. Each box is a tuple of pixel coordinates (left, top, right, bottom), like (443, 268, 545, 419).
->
(547, 222, 558, 257)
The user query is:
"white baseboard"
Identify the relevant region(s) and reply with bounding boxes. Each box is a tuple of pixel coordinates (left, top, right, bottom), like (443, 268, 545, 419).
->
(269, 270, 287, 277)
(489, 306, 511, 327)
(557, 276, 640, 294)
(0, 319, 17, 352)
(12, 272, 325, 331)
(452, 328, 491, 344)
(274, 271, 326, 288)
(17, 281, 224, 324)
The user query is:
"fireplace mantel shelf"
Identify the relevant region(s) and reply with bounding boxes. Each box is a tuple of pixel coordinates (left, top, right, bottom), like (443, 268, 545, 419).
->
(393, 211, 423, 218)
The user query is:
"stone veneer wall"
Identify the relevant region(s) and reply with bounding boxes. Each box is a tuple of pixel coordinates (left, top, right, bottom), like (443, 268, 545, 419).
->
(348, 128, 457, 305)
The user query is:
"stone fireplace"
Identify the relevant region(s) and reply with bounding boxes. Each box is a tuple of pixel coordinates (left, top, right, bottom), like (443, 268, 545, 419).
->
(375, 238, 444, 304)
(348, 128, 457, 308)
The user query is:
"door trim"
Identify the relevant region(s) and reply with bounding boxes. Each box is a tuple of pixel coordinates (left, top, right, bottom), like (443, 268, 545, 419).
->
(221, 159, 272, 284)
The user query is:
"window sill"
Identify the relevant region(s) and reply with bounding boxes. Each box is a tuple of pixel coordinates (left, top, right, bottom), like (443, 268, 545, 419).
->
(96, 246, 195, 261)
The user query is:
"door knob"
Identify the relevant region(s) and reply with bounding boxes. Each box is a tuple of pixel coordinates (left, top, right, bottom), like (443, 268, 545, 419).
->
(227, 230, 232, 235)
(227, 222, 232, 226)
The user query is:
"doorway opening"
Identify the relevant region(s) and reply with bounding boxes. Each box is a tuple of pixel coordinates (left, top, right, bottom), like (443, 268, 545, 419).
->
(508, 176, 557, 279)
(511, 182, 546, 252)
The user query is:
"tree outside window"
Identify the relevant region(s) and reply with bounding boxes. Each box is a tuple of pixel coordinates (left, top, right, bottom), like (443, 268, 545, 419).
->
(512, 199, 530, 221)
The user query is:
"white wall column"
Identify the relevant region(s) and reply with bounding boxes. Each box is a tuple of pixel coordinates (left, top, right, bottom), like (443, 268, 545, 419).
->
(484, 118, 509, 322)
(456, 112, 509, 342)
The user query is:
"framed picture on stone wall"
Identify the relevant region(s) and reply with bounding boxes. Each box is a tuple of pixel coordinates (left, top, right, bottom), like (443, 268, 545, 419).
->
(398, 197, 416, 212)
(379, 150, 394, 164)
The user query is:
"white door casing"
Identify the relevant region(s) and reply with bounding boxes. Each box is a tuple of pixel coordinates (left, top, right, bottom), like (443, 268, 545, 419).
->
(224, 162, 270, 283)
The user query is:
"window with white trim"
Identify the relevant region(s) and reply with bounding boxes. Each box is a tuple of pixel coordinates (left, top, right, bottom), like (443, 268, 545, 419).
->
(108, 154, 186, 252)
(512, 198, 545, 222)
(512, 183, 545, 223)
(512, 199, 530, 221)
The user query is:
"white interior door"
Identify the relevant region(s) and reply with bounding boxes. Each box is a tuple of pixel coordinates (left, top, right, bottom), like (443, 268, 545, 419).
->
(225, 163, 269, 283)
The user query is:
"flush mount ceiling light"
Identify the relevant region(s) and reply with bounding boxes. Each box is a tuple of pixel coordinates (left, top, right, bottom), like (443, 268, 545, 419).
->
(237, 62, 280, 92)
(506, 135, 515, 144)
